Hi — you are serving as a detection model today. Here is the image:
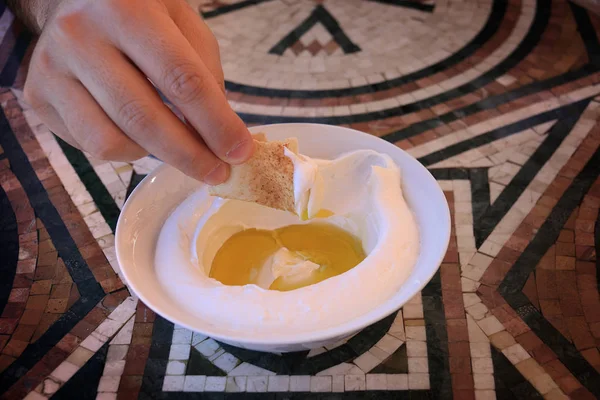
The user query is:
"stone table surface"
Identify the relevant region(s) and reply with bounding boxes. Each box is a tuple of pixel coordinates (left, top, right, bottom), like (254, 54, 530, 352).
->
(0, 0, 600, 398)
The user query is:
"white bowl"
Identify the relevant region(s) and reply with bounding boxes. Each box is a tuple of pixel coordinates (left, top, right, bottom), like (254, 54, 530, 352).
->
(116, 123, 450, 352)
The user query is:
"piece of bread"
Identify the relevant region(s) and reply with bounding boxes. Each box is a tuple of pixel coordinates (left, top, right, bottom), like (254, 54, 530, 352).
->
(208, 134, 298, 213)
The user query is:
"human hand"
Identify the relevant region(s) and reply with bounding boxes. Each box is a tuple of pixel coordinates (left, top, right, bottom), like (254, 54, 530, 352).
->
(22, 0, 254, 184)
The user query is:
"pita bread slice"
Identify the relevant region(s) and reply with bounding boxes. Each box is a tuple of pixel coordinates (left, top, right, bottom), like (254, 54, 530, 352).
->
(208, 136, 299, 213)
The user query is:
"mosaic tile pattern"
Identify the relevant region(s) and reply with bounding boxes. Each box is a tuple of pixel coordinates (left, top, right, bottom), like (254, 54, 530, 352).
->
(0, 0, 600, 398)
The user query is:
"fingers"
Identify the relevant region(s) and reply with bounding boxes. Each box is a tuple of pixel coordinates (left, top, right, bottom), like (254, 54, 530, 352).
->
(24, 98, 81, 149)
(70, 43, 230, 184)
(106, 6, 254, 165)
(167, 1, 225, 92)
(47, 79, 149, 161)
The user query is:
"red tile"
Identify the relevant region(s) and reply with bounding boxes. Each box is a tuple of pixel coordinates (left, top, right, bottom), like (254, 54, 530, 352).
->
(449, 356, 472, 374)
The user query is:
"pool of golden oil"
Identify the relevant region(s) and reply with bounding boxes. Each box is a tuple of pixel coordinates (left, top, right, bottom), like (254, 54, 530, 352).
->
(208, 210, 366, 291)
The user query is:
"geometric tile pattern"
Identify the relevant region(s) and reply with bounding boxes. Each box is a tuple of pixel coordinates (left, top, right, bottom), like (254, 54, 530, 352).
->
(0, 0, 599, 398)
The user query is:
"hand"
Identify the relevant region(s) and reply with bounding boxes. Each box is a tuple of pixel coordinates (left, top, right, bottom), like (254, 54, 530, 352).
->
(22, 0, 254, 184)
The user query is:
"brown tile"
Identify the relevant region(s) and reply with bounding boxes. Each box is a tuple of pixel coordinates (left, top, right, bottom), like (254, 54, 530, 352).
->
(12, 324, 36, 342)
(1, 303, 24, 319)
(449, 356, 472, 374)
(19, 309, 43, 325)
(25, 295, 49, 311)
(50, 283, 72, 299)
(37, 251, 57, 268)
(556, 375, 582, 394)
(123, 344, 150, 375)
(581, 348, 600, 368)
(0, 354, 16, 373)
(56, 333, 81, 353)
(45, 299, 68, 314)
(30, 280, 52, 295)
(118, 375, 143, 391)
(85, 306, 109, 326)
(448, 342, 471, 357)
(70, 320, 96, 339)
(555, 256, 575, 270)
(446, 319, 469, 342)
(539, 299, 561, 316)
(504, 317, 530, 337)
(8, 288, 29, 303)
(2, 339, 28, 357)
(531, 344, 557, 364)
(516, 331, 544, 351)
(452, 389, 475, 400)
(38, 239, 56, 254)
(34, 266, 55, 281)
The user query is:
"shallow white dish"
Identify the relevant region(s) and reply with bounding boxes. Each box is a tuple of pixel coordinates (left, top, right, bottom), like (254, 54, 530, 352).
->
(116, 123, 450, 352)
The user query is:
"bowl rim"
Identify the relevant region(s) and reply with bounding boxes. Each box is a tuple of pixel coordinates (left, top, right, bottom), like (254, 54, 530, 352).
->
(116, 123, 451, 346)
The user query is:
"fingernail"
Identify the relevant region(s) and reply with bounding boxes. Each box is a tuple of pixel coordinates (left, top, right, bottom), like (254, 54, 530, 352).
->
(226, 138, 255, 163)
(204, 162, 229, 185)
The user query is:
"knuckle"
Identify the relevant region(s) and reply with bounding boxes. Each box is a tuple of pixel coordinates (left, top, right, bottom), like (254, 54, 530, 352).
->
(117, 99, 153, 134)
(51, 13, 87, 46)
(163, 64, 207, 104)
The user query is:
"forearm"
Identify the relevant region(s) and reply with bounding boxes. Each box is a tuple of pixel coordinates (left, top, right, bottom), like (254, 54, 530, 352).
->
(5, 0, 61, 33)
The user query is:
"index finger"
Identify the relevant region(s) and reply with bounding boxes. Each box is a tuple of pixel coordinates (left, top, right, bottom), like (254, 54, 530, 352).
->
(107, 5, 254, 164)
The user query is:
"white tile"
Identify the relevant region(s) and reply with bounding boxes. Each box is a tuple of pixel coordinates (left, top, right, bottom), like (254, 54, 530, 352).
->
(472, 358, 494, 374)
(406, 341, 427, 357)
(332, 375, 344, 392)
(225, 376, 246, 392)
(403, 304, 424, 319)
(172, 329, 193, 344)
(468, 315, 491, 343)
(98, 376, 120, 392)
(106, 345, 128, 362)
(166, 361, 186, 375)
(107, 297, 137, 323)
(354, 351, 381, 373)
(466, 302, 489, 320)
(246, 376, 268, 392)
(110, 317, 134, 345)
(289, 376, 311, 392)
(474, 373, 495, 390)
(103, 361, 125, 377)
(408, 373, 430, 389)
(192, 333, 208, 346)
(42, 378, 60, 395)
(318, 362, 363, 376)
(475, 389, 497, 400)
(23, 391, 47, 400)
(205, 376, 226, 392)
(375, 334, 403, 354)
(477, 316, 505, 336)
(502, 344, 531, 364)
(386, 374, 408, 390)
(228, 362, 275, 376)
(345, 375, 366, 391)
(81, 333, 107, 352)
(405, 326, 426, 341)
(213, 353, 240, 373)
(470, 343, 492, 358)
(163, 376, 185, 392)
(183, 375, 206, 392)
(311, 376, 332, 392)
(51, 362, 79, 382)
(169, 345, 191, 361)
(366, 374, 387, 390)
(408, 357, 429, 373)
(267, 376, 289, 392)
(195, 339, 219, 357)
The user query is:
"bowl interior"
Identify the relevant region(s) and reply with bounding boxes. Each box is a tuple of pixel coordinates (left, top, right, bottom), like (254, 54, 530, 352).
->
(116, 123, 450, 350)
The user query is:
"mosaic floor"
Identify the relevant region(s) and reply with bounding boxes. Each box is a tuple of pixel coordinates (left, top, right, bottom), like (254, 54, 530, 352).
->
(0, 0, 600, 398)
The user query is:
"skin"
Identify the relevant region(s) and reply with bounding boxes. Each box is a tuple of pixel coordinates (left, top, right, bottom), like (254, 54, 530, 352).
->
(8, 0, 255, 184)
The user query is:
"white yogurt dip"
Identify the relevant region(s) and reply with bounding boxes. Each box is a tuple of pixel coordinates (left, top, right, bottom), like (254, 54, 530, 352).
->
(154, 150, 419, 335)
